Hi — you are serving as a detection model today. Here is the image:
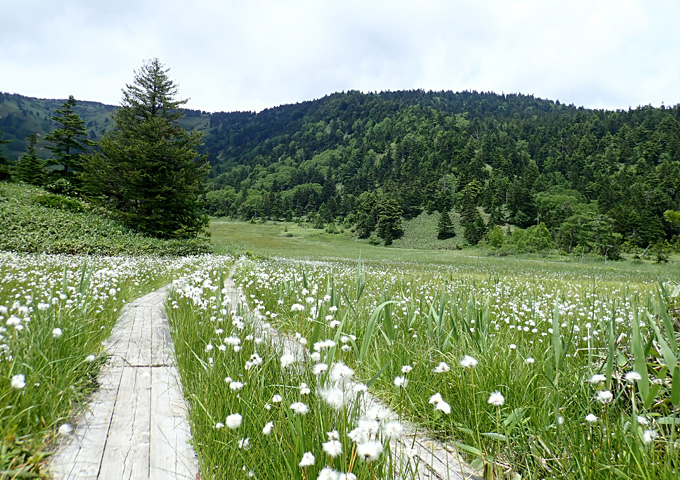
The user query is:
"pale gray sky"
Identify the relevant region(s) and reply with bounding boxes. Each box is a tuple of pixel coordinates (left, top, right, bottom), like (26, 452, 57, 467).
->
(2, 0, 679, 112)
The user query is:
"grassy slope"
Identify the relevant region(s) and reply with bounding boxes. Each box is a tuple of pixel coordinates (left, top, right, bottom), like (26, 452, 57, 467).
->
(0, 182, 211, 255)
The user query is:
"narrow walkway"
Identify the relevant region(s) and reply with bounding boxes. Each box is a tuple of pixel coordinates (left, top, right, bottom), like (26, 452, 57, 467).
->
(49, 286, 198, 480)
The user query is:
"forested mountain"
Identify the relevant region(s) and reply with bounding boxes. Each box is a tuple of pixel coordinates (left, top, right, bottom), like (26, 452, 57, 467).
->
(201, 90, 680, 253)
(2, 90, 680, 254)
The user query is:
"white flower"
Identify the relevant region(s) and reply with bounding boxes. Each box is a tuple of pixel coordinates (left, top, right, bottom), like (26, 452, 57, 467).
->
(290, 402, 309, 415)
(317, 467, 338, 480)
(429, 392, 443, 405)
(300, 383, 311, 395)
(263, 421, 274, 435)
(215, 422, 224, 429)
(585, 413, 598, 424)
(637, 416, 649, 426)
(588, 374, 606, 384)
(329, 306, 338, 313)
(299, 451, 315, 467)
(238, 437, 250, 449)
(11, 374, 25, 389)
(58, 423, 73, 436)
(401, 365, 413, 374)
(52, 327, 63, 338)
(313, 363, 329, 375)
(433, 362, 450, 373)
(338, 474, 356, 480)
(382, 421, 404, 439)
(281, 353, 296, 369)
(226, 413, 242, 429)
(393, 376, 408, 388)
(488, 391, 505, 406)
(524, 357, 535, 364)
(435, 400, 451, 414)
(357, 441, 383, 462)
(230, 381, 244, 391)
(291, 303, 305, 312)
(322, 439, 343, 457)
(85, 354, 96, 362)
(320, 386, 345, 410)
(642, 429, 657, 445)
(271, 394, 283, 403)
(329, 362, 354, 385)
(595, 390, 613, 404)
(459, 355, 478, 368)
(624, 371, 642, 383)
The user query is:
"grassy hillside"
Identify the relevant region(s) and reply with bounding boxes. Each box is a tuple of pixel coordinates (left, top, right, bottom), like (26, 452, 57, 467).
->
(0, 182, 212, 255)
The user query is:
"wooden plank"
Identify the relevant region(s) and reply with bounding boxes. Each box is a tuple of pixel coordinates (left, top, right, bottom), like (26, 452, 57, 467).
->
(150, 366, 197, 479)
(49, 366, 124, 478)
(98, 367, 152, 480)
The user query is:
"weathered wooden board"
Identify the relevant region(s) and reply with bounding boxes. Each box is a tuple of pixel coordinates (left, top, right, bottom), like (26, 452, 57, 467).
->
(49, 286, 198, 480)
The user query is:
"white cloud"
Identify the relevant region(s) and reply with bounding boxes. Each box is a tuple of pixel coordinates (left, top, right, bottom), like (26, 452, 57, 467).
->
(1, 0, 678, 112)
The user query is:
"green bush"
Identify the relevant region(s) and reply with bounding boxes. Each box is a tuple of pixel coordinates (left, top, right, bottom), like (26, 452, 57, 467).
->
(34, 193, 85, 212)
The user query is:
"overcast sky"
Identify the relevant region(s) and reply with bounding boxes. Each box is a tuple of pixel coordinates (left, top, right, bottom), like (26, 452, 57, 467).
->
(2, 0, 679, 113)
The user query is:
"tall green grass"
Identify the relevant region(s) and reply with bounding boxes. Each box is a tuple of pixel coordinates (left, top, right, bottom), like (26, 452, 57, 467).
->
(167, 260, 420, 479)
(233, 257, 680, 479)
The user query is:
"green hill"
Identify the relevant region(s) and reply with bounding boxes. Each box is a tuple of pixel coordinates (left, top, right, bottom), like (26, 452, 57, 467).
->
(0, 182, 211, 255)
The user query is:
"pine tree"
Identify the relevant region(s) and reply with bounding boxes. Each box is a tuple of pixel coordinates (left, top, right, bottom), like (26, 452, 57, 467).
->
(376, 196, 404, 245)
(437, 210, 455, 239)
(83, 59, 210, 239)
(44, 96, 94, 180)
(0, 130, 11, 180)
(15, 134, 46, 186)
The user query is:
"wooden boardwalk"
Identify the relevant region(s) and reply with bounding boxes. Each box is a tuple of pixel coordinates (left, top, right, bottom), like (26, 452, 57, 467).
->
(49, 286, 198, 480)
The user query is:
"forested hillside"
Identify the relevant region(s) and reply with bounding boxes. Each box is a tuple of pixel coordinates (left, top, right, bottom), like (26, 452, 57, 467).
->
(202, 90, 680, 253)
(2, 90, 680, 255)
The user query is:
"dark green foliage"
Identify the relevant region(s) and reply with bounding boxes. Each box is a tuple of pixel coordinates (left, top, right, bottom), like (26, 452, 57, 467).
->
(0, 129, 10, 180)
(0, 182, 212, 255)
(14, 134, 46, 186)
(376, 196, 404, 245)
(44, 95, 94, 180)
(82, 59, 210, 239)
(437, 210, 456, 239)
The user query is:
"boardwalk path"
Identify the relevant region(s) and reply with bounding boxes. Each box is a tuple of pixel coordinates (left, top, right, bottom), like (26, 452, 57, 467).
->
(50, 265, 478, 480)
(49, 285, 198, 479)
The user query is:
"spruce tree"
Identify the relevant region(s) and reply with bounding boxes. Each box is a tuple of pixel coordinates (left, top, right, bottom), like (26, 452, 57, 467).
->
(83, 59, 209, 239)
(44, 95, 94, 179)
(376, 196, 404, 245)
(15, 135, 46, 186)
(0, 130, 11, 180)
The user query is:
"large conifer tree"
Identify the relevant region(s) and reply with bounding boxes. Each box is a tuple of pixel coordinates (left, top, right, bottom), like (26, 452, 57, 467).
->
(83, 59, 209, 239)
(44, 95, 93, 179)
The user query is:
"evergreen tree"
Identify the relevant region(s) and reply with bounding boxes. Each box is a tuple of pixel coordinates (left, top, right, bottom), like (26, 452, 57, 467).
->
(376, 196, 404, 245)
(15, 134, 46, 186)
(0, 130, 11, 180)
(44, 95, 94, 179)
(437, 210, 456, 239)
(83, 59, 210, 239)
